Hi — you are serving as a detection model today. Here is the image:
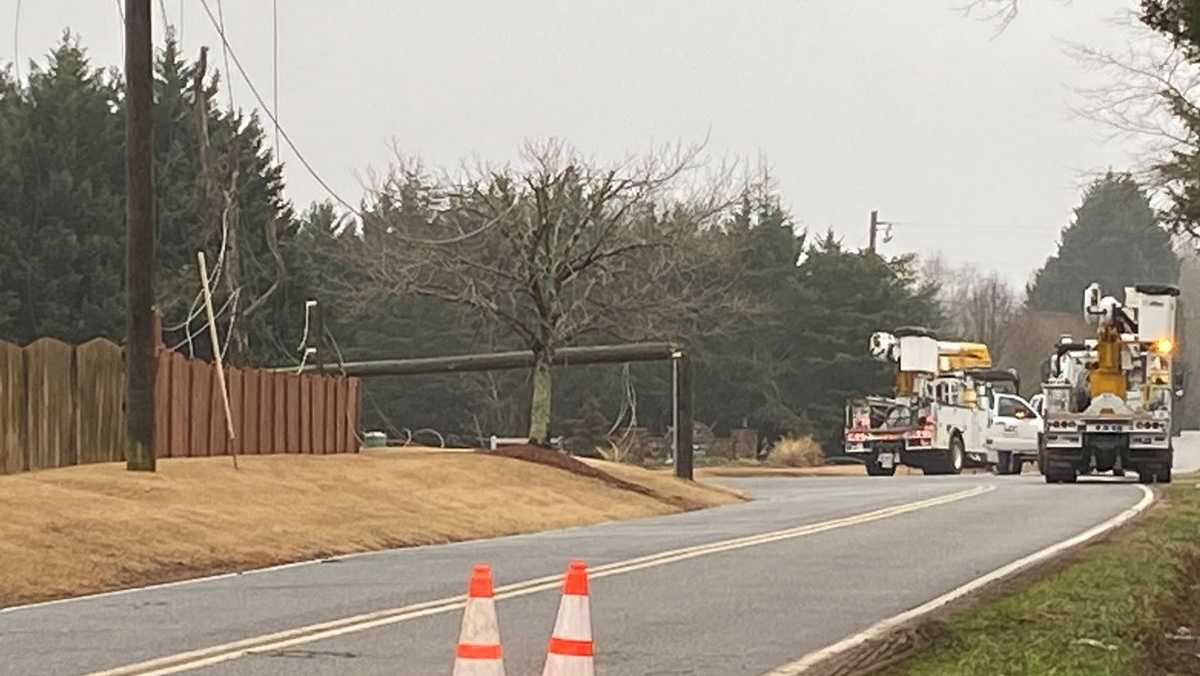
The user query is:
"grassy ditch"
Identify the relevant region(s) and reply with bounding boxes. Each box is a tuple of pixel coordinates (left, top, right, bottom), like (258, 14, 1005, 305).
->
(885, 475, 1200, 676)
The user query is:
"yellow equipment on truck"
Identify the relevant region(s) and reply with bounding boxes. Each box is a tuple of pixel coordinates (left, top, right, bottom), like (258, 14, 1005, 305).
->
(845, 328, 1037, 476)
(1038, 283, 1179, 484)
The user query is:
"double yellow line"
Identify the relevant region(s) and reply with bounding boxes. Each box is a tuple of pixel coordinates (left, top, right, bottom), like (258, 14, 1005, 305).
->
(91, 485, 992, 675)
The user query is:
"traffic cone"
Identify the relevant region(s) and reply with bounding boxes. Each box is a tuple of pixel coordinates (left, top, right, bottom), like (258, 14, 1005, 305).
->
(542, 560, 594, 676)
(453, 564, 505, 676)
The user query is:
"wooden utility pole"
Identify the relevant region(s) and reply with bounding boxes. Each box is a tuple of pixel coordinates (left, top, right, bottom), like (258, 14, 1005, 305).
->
(674, 351, 694, 481)
(868, 209, 879, 254)
(125, 0, 157, 471)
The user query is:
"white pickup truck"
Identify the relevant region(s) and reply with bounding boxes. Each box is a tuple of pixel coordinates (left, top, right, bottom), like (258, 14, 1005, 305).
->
(984, 392, 1043, 475)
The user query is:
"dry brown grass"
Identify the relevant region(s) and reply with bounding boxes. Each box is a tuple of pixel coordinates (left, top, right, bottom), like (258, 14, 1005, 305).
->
(766, 435, 825, 467)
(582, 459, 746, 506)
(0, 451, 733, 607)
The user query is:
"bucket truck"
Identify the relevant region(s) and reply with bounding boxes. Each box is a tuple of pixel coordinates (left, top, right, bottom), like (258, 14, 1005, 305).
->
(1038, 283, 1180, 484)
(844, 328, 1040, 476)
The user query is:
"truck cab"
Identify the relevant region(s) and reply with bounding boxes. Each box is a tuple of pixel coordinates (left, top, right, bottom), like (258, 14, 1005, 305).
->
(985, 392, 1042, 474)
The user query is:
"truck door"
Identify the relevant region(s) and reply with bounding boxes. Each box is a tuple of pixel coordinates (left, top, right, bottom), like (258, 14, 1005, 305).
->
(991, 395, 1038, 453)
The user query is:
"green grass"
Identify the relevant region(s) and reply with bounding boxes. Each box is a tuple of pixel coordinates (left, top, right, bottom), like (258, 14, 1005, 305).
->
(888, 475, 1200, 676)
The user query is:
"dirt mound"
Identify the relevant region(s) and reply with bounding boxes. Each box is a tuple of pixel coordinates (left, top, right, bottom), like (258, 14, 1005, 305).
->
(488, 445, 712, 510)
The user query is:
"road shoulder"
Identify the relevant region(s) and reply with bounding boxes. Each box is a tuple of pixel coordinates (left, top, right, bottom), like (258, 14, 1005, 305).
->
(794, 474, 1199, 676)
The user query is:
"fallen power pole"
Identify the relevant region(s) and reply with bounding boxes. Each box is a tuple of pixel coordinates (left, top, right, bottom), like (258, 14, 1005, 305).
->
(286, 342, 696, 480)
(124, 0, 157, 472)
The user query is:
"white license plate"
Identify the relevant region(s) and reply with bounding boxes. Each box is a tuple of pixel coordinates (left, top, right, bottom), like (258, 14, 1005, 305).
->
(878, 453, 895, 468)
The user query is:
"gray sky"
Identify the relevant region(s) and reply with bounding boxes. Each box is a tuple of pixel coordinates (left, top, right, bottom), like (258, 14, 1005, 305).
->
(6, 1, 1142, 288)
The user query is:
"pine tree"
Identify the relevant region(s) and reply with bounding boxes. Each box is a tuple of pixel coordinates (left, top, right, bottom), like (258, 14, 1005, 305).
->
(1026, 172, 1179, 312)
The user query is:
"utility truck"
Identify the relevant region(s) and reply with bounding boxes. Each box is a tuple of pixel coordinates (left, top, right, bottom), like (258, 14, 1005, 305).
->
(844, 328, 1041, 476)
(1038, 283, 1180, 484)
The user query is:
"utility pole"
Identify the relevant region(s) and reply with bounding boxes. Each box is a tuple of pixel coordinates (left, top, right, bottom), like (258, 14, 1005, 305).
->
(868, 209, 894, 254)
(125, 0, 157, 472)
(868, 209, 879, 254)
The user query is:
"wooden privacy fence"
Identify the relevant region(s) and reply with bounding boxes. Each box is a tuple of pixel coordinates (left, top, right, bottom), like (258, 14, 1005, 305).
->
(153, 350, 361, 457)
(0, 338, 127, 474)
(0, 338, 361, 475)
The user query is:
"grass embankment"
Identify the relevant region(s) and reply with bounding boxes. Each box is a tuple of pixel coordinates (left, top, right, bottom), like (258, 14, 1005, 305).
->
(0, 449, 740, 608)
(880, 475, 1200, 676)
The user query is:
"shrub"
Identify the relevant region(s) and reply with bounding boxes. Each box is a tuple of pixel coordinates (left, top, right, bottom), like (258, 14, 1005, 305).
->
(767, 435, 824, 467)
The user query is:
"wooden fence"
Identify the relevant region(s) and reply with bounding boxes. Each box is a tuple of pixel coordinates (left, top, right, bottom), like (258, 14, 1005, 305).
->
(0, 338, 361, 475)
(153, 350, 360, 457)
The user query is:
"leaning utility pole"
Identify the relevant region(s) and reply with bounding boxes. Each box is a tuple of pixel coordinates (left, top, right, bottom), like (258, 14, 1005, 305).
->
(125, 0, 157, 471)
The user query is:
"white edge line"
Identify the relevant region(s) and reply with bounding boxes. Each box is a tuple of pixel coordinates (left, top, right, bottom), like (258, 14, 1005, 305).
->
(763, 484, 1156, 676)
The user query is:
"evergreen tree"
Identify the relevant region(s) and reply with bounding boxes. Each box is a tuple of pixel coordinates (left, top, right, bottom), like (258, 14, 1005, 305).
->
(1026, 172, 1179, 313)
(0, 34, 125, 344)
(788, 232, 942, 450)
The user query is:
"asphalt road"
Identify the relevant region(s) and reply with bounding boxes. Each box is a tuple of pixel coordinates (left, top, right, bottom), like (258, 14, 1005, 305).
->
(4, 437, 1196, 676)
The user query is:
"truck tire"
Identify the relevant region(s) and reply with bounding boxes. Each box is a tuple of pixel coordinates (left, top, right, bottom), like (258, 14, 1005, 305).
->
(866, 460, 896, 477)
(928, 435, 965, 476)
(1044, 464, 1077, 484)
(948, 434, 965, 475)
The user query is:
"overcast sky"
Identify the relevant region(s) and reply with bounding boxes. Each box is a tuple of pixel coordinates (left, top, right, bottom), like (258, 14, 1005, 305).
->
(5, 1, 1144, 287)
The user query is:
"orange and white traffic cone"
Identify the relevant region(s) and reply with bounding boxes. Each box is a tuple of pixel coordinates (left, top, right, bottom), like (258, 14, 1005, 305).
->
(453, 564, 505, 676)
(542, 560, 594, 676)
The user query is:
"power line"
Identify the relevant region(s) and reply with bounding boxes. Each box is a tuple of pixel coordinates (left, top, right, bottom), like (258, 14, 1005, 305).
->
(195, 0, 512, 246)
(215, 0, 234, 109)
(887, 220, 1053, 233)
(272, 0, 279, 159)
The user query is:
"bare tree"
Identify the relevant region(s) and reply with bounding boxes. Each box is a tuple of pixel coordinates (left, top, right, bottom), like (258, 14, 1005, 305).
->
(1069, 17, 1200, 239)
(960, 0, 1022, 33)
(340, 140, 740, 443)
(921, 255, 1019, 361)
(961, 272, 1019, 362)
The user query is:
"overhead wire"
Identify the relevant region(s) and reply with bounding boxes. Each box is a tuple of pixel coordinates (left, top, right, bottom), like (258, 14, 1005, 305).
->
(272, 0, 279, 158)
(214, 0, 234, 109)
(325, 327, 378, 446)
(168, 286, 241, 352)
(195, 0, 512, 245)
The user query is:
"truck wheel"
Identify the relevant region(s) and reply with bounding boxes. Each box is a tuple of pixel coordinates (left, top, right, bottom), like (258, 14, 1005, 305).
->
(1012, 457, 1024, 475)
(995, 451, 1012, 475)
(948, 435, 965, 475)
(1045, 465, 1076, 484)
(1138, 468, 1154, 484)
(865, 459, 896, 476)
(1159, 464, 1173, 484)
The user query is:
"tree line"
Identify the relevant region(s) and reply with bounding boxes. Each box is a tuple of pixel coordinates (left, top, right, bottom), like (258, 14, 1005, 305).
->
(0, 33, 1190, 455)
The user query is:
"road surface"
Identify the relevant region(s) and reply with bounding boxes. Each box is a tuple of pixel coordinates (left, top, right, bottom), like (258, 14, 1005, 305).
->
(3, 438, 1195, 676)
